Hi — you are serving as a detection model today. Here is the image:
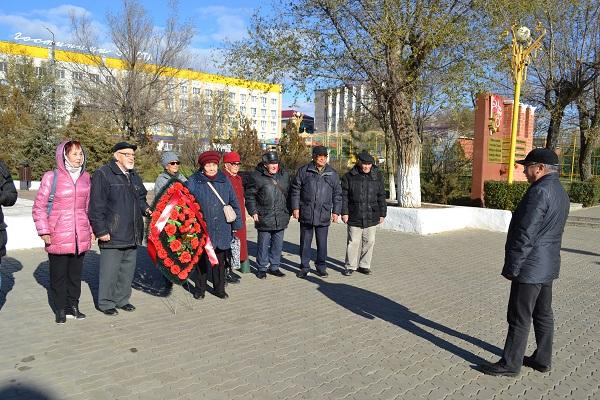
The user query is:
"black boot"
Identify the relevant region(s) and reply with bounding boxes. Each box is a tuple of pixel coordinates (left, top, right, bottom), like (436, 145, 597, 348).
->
(226, 268, 240, 284)
(55, 309, 66, 324)
(65, 304, 86, 320)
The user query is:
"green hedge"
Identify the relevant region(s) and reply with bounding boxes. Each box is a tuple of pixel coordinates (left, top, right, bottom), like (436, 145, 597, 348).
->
(484, 181, 530, 211)
(569, 177, 600, 207)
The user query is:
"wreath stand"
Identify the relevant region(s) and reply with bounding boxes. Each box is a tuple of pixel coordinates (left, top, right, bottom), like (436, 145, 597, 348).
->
(160, 279, 197, 314)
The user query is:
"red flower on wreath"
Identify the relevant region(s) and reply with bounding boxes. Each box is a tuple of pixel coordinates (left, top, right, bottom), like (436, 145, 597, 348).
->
(164, 258, 174, 267)
(164, 223, 177, 236)
(179, 251, 192, 263)
(170, 265, 181, 275)
(169, 239, 182, 252)
(157, 248, 168, 259)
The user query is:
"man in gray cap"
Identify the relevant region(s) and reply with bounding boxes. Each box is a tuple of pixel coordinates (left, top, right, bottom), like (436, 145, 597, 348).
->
(481, 148, 569, 376)
(154, 151, 187, 197)
(290, 146, 342, 278)
(341, 151, 386, 276)
(89, 142, 151, 315)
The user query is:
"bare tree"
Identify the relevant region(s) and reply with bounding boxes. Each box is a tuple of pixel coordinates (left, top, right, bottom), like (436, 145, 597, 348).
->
(69, 0, 194, 145)
(225, 0, 480, 207)
(576, 75, 600, 180)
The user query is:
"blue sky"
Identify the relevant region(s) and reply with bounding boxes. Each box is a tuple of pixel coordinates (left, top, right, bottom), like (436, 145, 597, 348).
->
(0, 1, 313, 115)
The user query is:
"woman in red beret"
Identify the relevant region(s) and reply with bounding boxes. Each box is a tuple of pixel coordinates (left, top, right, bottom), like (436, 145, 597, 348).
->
(186, 151, 242, 299)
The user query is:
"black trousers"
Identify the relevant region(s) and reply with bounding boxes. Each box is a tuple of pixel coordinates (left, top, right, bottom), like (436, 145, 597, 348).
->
(299, 223, 329, 272)
(502, 281, 554, 370)
(193, 249, 227, 296)
(48, 253, 85, 312)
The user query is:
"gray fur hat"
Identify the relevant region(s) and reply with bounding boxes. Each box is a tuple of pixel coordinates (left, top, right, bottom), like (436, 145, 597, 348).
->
(161, 151, 180, 167)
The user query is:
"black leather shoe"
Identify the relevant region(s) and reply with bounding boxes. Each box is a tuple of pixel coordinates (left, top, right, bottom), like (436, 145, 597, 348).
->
(343, 269, 354, 276)
(193, 291, 205, 300)
(55, 310, 66, 324)
(523, 356, 551, 373)
(315, 269, 329, 278)
(65, 305, 86, 320)
(357, 267, 371, 275)
(216, 292, 229, 299)
(101, 308, 119, 316)
(296, 269, 310, 278)
(257, 271, 267, 279)
(268, 269, 285, 277)
(226, 271, 241, 284)
(481, 361, 520, 377)
(119, 304, 136, 312)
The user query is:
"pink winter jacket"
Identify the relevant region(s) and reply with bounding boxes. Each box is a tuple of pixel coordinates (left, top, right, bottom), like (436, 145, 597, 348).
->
(32, 141, 92, 255)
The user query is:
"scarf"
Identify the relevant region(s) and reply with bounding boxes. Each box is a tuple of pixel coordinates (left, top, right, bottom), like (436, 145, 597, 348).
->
(64, 153, 82, 183)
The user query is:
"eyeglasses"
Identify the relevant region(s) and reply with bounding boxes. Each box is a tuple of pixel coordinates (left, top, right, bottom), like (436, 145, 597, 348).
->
(168, 161, 180, 165)
(229, 162, 241, 166)
(117, 152, 135, 158)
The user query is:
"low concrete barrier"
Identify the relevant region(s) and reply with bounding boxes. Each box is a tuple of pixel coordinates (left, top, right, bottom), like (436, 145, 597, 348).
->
(380, 204, 512, 235)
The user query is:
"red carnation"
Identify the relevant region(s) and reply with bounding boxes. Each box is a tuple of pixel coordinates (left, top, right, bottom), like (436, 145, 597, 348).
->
(178, 212, 186, 221)
(169, 239, 182, 252)
(157, 248, 168, 259)
(179, 251, 192, 263)
(173, 182, 183, 190)
(164, 258, 174, 267)
(170, 265, 181, 275)
(178, 271, 189, 280)
(164, 223, 177, 236)
(191, 237, 200, 249)
(179, 225, 188, 234)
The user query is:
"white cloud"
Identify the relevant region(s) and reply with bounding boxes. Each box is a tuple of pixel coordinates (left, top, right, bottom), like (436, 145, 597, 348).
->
(193, 5, 249, 44)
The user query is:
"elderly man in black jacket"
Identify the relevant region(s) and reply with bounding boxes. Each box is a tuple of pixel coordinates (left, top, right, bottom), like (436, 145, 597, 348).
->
(481, 148, 570, 377)
(290, 146, 342, 278)
(245, 152, 291, 279)
(89, 142, 151, 316)
(341, 152, 386, 276)
(0, 160, 18, 268)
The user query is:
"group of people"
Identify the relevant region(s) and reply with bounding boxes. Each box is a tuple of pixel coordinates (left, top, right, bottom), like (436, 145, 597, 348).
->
(0, 142, 570, 379)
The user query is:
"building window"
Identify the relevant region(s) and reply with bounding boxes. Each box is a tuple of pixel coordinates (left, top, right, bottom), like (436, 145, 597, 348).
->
(35, 67, 46, 77)
(261, 96, 267, 106)
(271, 121, 277, 131)
(261, 120, 266, 129)
(192, 87, 200, 95)
(271, 98, 277, 106)
(180, 85, 188, 94)
(205, 89, 212, 97)
(240, 94, 247, 103)
(72, 71, 83, 81)
(167, 99, 174, 110)
(0, 61, 7, 72)
(271, 110, 276, 119)
(229, 92, 236, 101)
(55, 69, 65, 79)
(251, 95, 257, 103)
(89, 73, 100, 83)
(240, 106, 246, 114)
(229, 105, 235, 113)
(107, 76, 116, 85)
(180, 99, 188, 109)
(261, 109, 267, 118)
(251, 107, 257, 117)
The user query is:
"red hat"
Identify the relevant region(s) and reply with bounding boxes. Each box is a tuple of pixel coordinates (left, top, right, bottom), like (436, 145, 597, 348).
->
(197, 151, 221, 166)
(223, 151, 241, 163)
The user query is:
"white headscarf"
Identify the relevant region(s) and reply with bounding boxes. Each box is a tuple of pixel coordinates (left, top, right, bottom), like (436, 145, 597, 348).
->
(64, 148, 83, 183)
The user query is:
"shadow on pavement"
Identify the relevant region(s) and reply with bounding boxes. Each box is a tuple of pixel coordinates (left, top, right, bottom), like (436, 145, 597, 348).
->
(132, 245, 172, 297)
(561, 247, 600, 257)
(0, 383, 56, 400)
(310, 277, 502, 365)
(0, 257, 23, 310)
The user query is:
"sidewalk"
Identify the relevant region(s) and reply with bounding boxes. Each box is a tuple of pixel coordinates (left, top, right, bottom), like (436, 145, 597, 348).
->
(0, 216, 599, 399)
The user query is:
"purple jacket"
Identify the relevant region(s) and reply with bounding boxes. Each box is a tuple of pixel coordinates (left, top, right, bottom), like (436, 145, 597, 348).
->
(32, 141, 92, 255)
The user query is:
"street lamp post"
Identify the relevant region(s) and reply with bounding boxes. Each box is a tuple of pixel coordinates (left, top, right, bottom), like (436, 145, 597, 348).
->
(507, 25, 545, 184)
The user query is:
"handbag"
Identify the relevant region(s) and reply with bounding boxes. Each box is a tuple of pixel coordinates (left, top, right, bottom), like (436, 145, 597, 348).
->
(207, 182, 237, 223)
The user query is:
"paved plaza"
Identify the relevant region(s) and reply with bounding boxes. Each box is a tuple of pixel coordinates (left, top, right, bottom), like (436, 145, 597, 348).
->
(0, 207, 599, 399)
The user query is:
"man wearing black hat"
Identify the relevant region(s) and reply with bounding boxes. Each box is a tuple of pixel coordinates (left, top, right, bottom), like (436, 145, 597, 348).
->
(481, 148, 570, 377)
(245, 151, 291, 279)
(340, 151, 386, 276)
(290, 146, 342, 278)
(89, 142, 151, 315)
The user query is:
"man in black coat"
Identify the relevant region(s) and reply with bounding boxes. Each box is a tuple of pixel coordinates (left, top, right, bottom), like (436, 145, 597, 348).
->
(89, 142, 150, 316)
(290, 146, 342, 278)
(245, 152, 291, 279)
(481, 148, 570, 377)
(341, 151, 386, 276)
(0, 160, 18, 267)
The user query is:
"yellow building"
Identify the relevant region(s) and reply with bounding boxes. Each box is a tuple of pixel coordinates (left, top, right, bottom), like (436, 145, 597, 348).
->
(0, 40, 283, 149)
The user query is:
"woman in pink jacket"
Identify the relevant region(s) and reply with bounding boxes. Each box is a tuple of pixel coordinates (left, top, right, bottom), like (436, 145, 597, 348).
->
(33, 140, 93, 324)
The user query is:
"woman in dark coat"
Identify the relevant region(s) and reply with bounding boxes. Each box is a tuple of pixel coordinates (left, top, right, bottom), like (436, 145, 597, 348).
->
(0, 160, 17, 266)
(186, 151, 242, 299)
